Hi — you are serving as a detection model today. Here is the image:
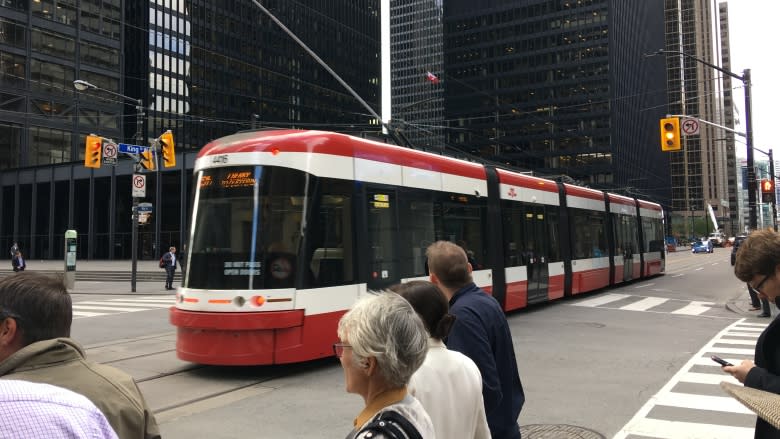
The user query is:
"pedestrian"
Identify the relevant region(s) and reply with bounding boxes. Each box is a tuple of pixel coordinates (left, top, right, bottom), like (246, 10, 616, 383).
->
(337, 292, 434, 439)
(734, 241, 770, 317)
(9, 241, 18, 259)
(426, 240, 525, 439)
(161, 246, 179, 290)
(748, 284, 771, 317)
(11, 250, 25, 272)
(0, 379, 118, 439)
(0, 272, 161, 439)
(390, 280, 490, 439)
(726, 228, 780, 438)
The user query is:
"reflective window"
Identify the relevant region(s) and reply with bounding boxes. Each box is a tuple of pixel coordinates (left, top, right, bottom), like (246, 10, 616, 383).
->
(0, 122, 22, 169)
(0, 0, 27, 11)
(0, 18, 26, 48)
(0, 51, 26, 87)
(28, 126, 72, 166)
(31, 59, 74, 96)
(31, 28, 75, 60)
(80, 42, 120, 69)
(571, 208, 607, 259)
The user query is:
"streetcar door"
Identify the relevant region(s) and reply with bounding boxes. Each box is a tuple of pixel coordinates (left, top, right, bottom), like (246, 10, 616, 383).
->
(525, 205, 550, 304)
(365, 188, 400, 290)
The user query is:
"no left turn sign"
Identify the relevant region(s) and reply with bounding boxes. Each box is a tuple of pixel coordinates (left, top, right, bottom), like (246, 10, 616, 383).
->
(132, 174, 146, 197)
(681, 118, 700, 136)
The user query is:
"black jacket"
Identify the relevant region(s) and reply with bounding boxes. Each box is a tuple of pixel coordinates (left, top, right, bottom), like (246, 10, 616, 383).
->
(446, 282, 525, 439)
(744, 316, 780, 438)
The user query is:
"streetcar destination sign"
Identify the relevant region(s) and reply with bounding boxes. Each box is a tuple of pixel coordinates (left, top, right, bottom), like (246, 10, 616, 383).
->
(118, 143, 149, 154)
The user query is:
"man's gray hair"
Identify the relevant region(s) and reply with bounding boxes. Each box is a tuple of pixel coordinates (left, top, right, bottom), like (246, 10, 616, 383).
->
(337, 292, 428, 388)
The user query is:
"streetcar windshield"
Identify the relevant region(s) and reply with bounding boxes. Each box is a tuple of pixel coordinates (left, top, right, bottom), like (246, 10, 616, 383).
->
(186, 166, 307, 290)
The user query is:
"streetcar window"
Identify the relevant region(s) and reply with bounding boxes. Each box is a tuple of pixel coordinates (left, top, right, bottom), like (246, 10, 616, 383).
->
(302, 178, 355, 288)
(570, 208, 607, 259)
(397, 188, 436, 278)
(433, 192, 489, 270)
(612, 213, 639, 257)
(186, 166, 306, 290)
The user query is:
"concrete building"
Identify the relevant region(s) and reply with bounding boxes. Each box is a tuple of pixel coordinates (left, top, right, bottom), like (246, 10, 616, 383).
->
(663, 0, 734, 238)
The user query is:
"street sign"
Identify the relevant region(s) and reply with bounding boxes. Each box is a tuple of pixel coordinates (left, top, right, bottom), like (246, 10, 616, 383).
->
(132, 174, 146, 197)
(103, 141, 118, 165)
(119, 143, 149, 154)
(137, 202, 153, 213)
(681, 118, 700, 136)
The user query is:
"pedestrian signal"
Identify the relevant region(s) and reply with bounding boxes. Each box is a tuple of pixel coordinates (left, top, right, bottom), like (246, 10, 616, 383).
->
(660, 118, 681, 151)
(761, 178, 775, 194)
(160, 130, 175, 168)
(84, 135, 102, 168)
(140, 149, 155, 170)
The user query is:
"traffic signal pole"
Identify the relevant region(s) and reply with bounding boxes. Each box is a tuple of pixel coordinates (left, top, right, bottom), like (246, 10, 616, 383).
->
(131, 98, 144, 293)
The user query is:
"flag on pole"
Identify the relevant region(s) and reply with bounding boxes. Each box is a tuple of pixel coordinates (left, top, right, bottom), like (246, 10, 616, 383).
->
(426, 71, 439, 84)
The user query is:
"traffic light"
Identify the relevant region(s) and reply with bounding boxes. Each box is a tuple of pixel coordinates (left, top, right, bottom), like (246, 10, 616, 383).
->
(659, 117, 681, 151)
(160, 130, 175, 168)
(84, 135, 102, 168)
(140, 149, 155, 170)
(761, 178, 775, 202)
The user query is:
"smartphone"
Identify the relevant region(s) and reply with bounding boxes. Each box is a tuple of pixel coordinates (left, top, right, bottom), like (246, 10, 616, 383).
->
(711, 355, 733, 367)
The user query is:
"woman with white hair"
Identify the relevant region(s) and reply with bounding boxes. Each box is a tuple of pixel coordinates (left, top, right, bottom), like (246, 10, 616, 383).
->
(336, 292, 435, 439)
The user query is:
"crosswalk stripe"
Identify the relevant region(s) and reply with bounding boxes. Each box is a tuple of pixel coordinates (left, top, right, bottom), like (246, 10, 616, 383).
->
(619, 297, 666, 311)
(655, 391, 752, 414)
(679, 371, 741, 386)
(619, 418, 754, 439)
(73, 311, 106, 318)
(109, 297, 174, 302)
(670, 301, 714, 315)
(716, 338, 760, 346)
(88, 301, 171, 308)
(73, 305, 153, 312)
(572, 293, 629, 307)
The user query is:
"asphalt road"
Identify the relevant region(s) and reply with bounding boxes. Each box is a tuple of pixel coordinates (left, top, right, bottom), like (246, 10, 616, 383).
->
(66, 248, 764, 438)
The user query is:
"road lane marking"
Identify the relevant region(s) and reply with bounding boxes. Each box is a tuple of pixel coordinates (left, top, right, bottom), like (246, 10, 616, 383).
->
(620, 297, 667, 311)
(73, 305, 153, 312)
(671, 301, 715, 315)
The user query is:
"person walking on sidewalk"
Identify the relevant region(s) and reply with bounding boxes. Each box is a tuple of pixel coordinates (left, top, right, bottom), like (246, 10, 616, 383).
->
(161, 246, 179, 290)
(11, 251, 25, 272)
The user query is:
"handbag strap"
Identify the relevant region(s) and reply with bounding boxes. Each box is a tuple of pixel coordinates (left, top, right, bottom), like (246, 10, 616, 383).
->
(359, 410, 423, 439)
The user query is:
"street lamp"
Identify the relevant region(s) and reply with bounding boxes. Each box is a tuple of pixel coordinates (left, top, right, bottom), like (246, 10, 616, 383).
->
(73, 79, 145, 292)
(648, 49, 757, 231)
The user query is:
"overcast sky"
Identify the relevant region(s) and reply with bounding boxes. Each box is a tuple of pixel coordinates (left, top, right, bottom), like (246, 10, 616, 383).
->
(725, 1, 778, 159)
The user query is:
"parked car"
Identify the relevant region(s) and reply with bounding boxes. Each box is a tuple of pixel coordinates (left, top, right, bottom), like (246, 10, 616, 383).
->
(730, 235, 748, 265)
(692, 239, 714, 254)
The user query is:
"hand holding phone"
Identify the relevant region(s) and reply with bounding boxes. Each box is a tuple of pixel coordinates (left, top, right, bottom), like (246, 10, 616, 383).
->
(711, 355, 733, 367)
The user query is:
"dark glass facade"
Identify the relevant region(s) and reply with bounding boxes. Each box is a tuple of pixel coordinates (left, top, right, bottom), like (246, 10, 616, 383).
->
(443, 0, 670, 205)
(0, 0, 380, 260)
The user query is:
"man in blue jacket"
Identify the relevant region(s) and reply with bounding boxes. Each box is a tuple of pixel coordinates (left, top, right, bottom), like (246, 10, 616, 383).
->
(426, 240, 525, 439)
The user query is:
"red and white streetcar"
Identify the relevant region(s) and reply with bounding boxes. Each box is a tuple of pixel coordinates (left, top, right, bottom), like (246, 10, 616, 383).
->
(170, 129, 665, 365)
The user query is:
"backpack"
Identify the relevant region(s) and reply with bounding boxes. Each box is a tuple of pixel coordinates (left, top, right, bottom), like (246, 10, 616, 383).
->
(159, 256, 166, 268)
(357, 410, 423, 439)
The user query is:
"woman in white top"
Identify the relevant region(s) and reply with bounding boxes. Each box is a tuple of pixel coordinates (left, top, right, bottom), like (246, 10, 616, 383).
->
(391, 281, 491, 439)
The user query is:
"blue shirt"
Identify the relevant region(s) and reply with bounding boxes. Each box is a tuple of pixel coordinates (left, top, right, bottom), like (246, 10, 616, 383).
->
(446, 282, 525, 439)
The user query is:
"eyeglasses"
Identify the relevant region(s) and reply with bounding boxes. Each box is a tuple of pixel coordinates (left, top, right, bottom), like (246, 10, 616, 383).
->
(333, 342, 351, 358)
(752, 274, 772, 294)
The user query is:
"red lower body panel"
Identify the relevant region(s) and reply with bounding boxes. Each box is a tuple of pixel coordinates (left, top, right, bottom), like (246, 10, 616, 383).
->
(169, 307, 344, 365)
(504, 281, 528, 311)
(571, 267, 610, 295)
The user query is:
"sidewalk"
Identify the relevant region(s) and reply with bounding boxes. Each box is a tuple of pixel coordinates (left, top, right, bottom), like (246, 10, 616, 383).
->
(726, 289, 777, 319)
(1, 260, 178, 296)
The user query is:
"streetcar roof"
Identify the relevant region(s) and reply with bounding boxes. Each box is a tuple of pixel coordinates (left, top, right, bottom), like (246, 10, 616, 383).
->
(197, 129, 486, 180)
